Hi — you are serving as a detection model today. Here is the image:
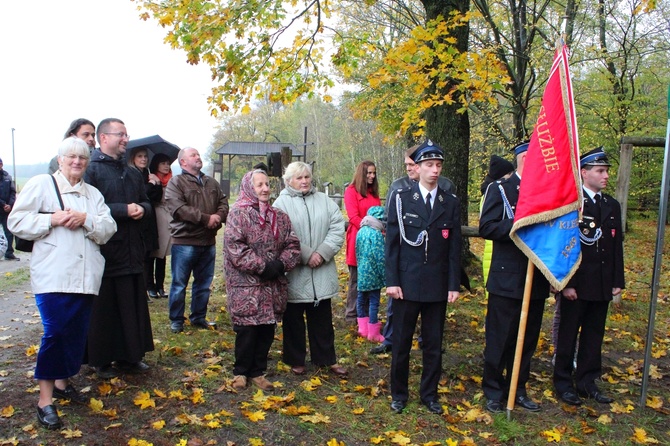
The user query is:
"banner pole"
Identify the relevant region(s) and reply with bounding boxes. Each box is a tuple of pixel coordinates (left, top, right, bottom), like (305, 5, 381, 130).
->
(506, 260, 535, 420)
(640, 85, 670, 405)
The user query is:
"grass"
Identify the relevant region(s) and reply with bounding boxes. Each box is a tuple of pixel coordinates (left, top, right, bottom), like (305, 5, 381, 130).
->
(0, 266, 31, 290)
(0, 214, 669, 445)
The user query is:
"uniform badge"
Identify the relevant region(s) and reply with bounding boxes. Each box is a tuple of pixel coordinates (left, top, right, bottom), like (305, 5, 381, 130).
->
(438, 195, 444, 202)
(442, 229, 450, 239)
(582, 228, 589, 235)
(589, 222, 595, 228)
(413, 192, 419, 201)
(612, 229, 616, 237)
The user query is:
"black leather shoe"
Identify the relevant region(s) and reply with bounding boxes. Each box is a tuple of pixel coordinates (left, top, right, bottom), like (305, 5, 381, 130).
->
(370, 344, 392, 354)
(53, 384, 88, 405)
(4, 254, 20, 261)
(117, 360, 150, 374)
(191, 320, 216, 330)
(37, 405, 62, 430)
(157, 289, 167, 298)
(485, 399, 504, 413)
(390, 400, 406, 414)
(578, 389, 614, 404)
(423, 400, 444, 414)
(559, 391, 583, 406)
(515, 395, 541, 412)
(95, 364, 118, 379)
(171, 323, 184, 333)
(147, 289, 158, 298)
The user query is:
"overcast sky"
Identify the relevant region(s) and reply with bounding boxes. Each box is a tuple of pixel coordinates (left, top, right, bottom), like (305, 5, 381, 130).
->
(0, 0, 218, 170)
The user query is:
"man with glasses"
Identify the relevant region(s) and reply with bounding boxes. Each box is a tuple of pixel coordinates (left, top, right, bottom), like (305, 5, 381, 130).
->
(84, 118, 154, 379)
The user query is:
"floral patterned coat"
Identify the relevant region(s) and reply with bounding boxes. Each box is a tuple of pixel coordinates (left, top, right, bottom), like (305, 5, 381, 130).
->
(224, 204, 300, 326)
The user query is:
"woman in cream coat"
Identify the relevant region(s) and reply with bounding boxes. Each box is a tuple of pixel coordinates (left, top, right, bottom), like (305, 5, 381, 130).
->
(273, 162, 347, 377)
(9, 137, 116, 429)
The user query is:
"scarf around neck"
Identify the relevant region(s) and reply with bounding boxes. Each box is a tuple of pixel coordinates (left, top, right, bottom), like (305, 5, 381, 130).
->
(156, 170, 173, 187)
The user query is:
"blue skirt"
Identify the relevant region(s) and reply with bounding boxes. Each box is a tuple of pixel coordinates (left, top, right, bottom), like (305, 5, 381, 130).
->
(34, 293, 93, 380)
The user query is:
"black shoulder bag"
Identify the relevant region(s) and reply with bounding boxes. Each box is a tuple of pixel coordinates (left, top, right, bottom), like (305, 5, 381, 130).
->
(15, 176, 64, 253)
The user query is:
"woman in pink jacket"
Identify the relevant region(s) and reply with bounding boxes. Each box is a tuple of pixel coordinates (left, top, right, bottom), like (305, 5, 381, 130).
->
(344, 161, 380, 324)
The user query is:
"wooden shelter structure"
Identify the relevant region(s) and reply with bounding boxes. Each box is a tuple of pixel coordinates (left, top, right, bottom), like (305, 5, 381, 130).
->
(213, 141, 301, 196)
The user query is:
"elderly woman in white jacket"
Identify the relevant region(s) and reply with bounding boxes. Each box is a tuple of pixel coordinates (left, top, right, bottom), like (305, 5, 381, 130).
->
(273, 161, 347, 377)
(9, 137, 116, 430)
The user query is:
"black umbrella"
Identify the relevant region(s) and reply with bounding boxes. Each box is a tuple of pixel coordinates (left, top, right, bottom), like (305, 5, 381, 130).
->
(126, 135, 181, 165)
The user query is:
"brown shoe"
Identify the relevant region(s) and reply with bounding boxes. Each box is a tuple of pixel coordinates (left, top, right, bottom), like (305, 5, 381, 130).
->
(330, 364, 348, 377)
(291, 365, 306, 375)
(231, 375, 247, 390)
(251, 375, 274, 391)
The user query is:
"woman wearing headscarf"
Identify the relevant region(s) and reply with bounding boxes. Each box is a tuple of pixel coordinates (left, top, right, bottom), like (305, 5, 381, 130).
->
(273, 162, 347, 377)
(8, 137, 116, 429)
(224, 169, 300, 391)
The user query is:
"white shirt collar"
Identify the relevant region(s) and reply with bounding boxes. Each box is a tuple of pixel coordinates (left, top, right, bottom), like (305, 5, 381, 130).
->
(418, 183, 436, 203)
(583, 186, 600, 202)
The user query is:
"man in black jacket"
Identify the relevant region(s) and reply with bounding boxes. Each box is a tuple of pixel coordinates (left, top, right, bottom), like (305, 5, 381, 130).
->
(385, 141, 461, 415)
(84, 118, 154, 379)
(553, 147, 624, 406)
(0, 158, 19, 260)
(479, 142, 550, 413)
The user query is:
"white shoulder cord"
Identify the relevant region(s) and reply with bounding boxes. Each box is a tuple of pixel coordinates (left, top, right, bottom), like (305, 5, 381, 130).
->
(498, 184, 515, 219)
(579, 228, 602, 245)
(395, 192, 429, 262)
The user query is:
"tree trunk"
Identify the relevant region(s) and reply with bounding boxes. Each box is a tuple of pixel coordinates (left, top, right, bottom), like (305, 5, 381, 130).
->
(421, 0, 473, 265)
(421, 0, 471, 226)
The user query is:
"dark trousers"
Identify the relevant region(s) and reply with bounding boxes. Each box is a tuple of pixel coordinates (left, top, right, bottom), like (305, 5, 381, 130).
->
(391, 299, 447, 403)
(345, 266, 358, 322)
(380, 297, 394, 346)
(144, 255, 166, 291)
(233, 324, 275, 378)
(553, 296, 609, 394)
(0, 213, 14, 256)
(282, 300, 337, 367)
(482, 294, 545, 401)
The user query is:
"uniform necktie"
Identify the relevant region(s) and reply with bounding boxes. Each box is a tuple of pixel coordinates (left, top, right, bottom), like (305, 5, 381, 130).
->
(594, 194, 601, 220)
(425, 192, 432, 216)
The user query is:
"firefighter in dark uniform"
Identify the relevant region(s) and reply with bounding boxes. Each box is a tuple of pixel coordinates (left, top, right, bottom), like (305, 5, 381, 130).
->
(479, 142, 550, 413)
(553, 147, 624, 405)
(385, 140, 461, 415)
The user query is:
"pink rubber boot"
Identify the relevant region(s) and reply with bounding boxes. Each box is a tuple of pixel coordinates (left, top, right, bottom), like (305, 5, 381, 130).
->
(357, 317, 369, 338)
(367, 322, 385, 343)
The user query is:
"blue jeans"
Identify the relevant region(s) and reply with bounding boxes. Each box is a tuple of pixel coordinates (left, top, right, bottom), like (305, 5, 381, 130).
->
(169, 244, 216, 325)
(357, 289, 381, 323)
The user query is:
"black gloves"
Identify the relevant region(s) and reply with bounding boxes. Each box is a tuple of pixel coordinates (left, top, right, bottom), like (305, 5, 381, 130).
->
(259, 259, 285, 281)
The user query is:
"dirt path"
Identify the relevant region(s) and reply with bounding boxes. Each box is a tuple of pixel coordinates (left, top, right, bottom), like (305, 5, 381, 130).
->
(0, 253, 41, 342)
